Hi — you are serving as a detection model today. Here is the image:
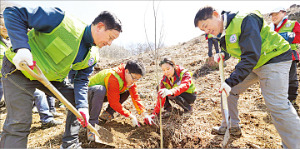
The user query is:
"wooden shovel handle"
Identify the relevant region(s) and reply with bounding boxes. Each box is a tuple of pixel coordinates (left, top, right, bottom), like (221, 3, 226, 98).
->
(19, 61, 101, 138)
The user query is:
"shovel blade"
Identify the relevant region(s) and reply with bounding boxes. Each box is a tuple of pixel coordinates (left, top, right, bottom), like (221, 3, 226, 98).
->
(94, 124, 115, 147)
(222, 128, 230, 147)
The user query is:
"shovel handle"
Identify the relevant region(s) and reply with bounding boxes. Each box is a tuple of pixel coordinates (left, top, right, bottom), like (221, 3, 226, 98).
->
(19, 62, 101, 138)
(218, 57, 228, 111)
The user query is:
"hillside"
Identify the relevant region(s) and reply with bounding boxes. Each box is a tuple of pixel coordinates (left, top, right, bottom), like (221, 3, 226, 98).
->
(0, 4, 299, 148)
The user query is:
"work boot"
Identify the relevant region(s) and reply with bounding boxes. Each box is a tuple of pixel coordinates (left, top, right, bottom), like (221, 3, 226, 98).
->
(87, 129, 95, 142)
(229, 126, 242, 136)
(42, 119, 63, 128)
(99, 111, 114, 122)
(212, 126, 227, 135)
(60, 142, 82, 149)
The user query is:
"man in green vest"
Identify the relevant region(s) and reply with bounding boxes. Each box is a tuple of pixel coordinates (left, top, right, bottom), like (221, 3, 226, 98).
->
(0, 6, 122, 149)
(194, 6, 300, 148)
(270, 7, 300, 112)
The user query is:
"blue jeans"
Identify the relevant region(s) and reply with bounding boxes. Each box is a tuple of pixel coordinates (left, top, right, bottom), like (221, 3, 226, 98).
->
(47, 95, 56, 113)
(34, 89, 54, 123)
(0, 56, 80, 148)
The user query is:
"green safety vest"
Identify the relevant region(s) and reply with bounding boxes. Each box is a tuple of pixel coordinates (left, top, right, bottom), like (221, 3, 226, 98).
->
(89, 68, 128, 93)
(5, 13, 97, 81)
(0, 40, 7, 77)
(225, 10, 290, 69)
(277, 20, 298, 51)
(162, 69, 196, 94)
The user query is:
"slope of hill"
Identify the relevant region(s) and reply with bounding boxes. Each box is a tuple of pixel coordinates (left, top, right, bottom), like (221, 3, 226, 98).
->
(0, 4, 299, 148)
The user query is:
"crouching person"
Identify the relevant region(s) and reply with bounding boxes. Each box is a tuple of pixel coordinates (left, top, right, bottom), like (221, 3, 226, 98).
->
(145, 57, 196, 125)
(86, 60, 153, 141)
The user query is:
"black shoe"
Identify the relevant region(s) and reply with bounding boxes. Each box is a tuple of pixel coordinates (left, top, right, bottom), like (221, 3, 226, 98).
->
(60, 142, 82, 149)
(42, 119, 63, 128)
(0, 101, 5, 108)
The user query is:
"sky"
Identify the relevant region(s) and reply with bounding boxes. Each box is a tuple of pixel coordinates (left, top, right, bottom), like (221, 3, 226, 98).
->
(4, 1, 300, 48)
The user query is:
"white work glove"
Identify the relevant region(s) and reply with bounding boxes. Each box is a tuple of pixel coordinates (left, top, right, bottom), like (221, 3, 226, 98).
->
(144, 114, 156, 126)
(219, 82, 231, 96)
(12, 48, 33, 70)
(158, 88, 173, 98)
(213, 52, 225, 63)
(77, 108, 89, 127)
(129, 114, 140, 127)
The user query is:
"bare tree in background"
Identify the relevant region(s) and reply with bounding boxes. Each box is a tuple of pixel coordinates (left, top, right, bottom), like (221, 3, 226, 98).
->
(144, 0, 165, 148)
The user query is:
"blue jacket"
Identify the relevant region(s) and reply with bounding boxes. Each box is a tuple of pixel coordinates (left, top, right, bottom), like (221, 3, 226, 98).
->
(3, 6, 96, 109)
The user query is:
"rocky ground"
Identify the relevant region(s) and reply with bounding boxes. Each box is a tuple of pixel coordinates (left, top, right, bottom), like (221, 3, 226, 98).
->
(0, 4, 299, 149)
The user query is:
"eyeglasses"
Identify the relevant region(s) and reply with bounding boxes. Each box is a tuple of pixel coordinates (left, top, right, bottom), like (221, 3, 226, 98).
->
(130, 73, 140, 81)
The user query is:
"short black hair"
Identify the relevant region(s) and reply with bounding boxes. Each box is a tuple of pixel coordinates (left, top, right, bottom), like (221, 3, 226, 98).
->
(194, 6, 215, 27)
(125, 60, 146, 76)
(92, 11, 122, 32)
(159, 57, 175, 67)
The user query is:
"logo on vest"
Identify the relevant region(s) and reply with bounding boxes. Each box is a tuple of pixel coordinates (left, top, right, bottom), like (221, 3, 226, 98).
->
(230, 34, 237, 43)
(285, 23, 291, 28)
(88, 58, 95, 66)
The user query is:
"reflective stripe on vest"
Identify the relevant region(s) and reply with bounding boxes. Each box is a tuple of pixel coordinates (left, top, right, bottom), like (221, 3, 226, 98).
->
(277, 20, 298, 51)
(88, 69, 127, 94)
(225, 10, 290, 69)
(5, 13, 88, 81)
(162, 69, 196, 94)
(71, 46, 98, 70)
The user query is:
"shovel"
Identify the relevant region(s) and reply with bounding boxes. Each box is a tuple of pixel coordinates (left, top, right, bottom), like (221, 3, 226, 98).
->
(218, 56, 230, 147)
(20, 62, 115, 147)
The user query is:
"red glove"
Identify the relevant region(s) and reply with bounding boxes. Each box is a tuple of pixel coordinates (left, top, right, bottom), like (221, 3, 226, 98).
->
(144, 114, 156, 125)
(77, 108, 89, 127)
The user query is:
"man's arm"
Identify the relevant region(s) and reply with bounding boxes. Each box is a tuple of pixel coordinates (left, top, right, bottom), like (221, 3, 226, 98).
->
(129, 84, 145, 115)
(73, 65, 94, 109)
(106, 75, 131, 117)
(225, 14, 262, 87)
(3, 6, 64, 51)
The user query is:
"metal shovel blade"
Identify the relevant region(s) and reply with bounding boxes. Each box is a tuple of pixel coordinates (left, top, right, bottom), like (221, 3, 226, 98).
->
(94, 124, 115, 147)
(222, 109, 230, 147)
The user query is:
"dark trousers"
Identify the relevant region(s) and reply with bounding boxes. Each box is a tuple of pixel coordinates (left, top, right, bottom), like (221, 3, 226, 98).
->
(164, 92, 196, 111)
(88, 85, 129, 126)
(208, 38, 219, 57)
(0, 56, 80, 148)
(288, 60, 298, 103)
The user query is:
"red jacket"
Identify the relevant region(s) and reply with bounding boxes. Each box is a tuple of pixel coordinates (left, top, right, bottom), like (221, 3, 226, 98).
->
(106, 64, 145, 117)
(274, 18, 300, 61)
(153, 65, 193, 114)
